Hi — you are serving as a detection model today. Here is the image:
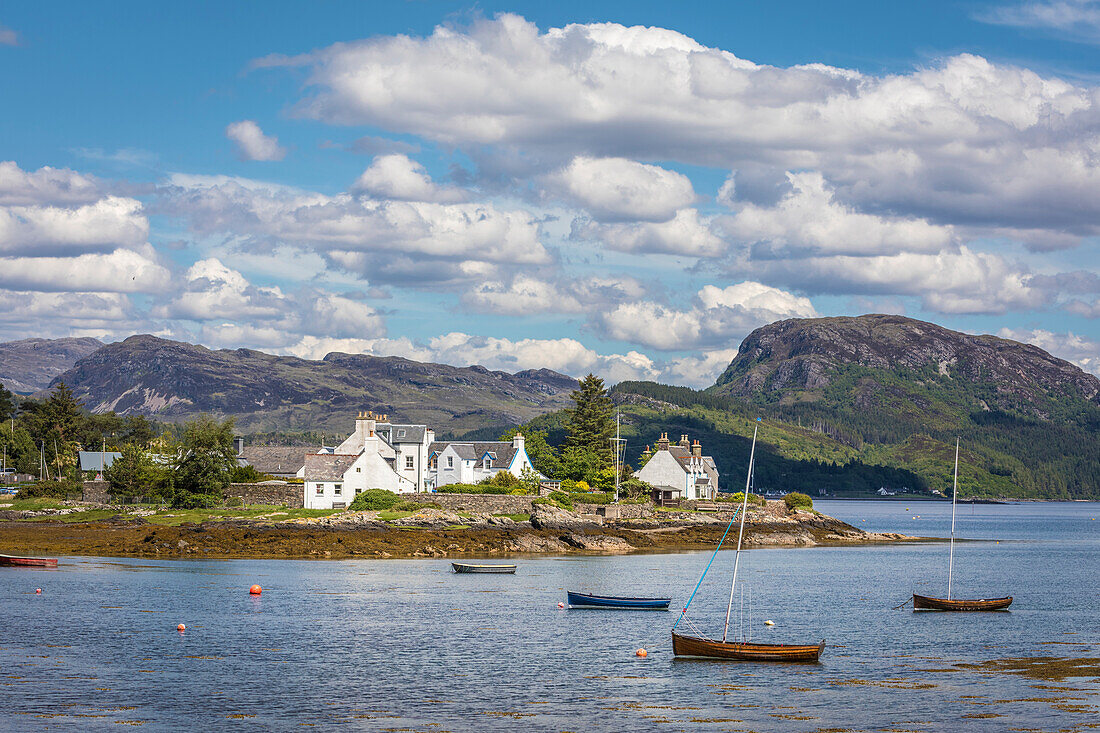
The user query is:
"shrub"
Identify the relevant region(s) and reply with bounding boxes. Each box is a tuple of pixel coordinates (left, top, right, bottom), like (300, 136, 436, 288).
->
(718, 491, 765, 506)
(509, 487, 528, 495)
(16, 479, 81, 500)
(546, 491, 574, 510)
(569, 491, 613, 505)
(225, 496, 244, 508)
(349, 489, 400, 511)
(392, 499, 439, 511)
(573, 481, 590, 492)
(229, 465, 268, 483)
(479, 471, 520, 489)
(784, 492, 814, 511)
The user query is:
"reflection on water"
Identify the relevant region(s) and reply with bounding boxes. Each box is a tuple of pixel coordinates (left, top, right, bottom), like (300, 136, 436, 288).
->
(0, 501, 1098, 731)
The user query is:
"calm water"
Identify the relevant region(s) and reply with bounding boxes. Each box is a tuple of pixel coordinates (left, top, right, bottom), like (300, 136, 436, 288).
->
(1, 501, 1098, 732)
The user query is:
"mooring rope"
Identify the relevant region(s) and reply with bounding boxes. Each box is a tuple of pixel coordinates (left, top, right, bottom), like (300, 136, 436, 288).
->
(671, 506, 742, 631)
(892, 597, 912, 610)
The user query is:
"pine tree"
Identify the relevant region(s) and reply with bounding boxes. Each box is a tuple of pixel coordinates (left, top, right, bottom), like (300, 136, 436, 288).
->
(564, 374, 614, 462)
(0, 382, 14, 422)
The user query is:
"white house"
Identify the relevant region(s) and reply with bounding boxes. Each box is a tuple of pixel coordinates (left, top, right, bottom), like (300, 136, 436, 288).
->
(303, 412, 420, 509)
(426, 433, 534, 489)
(635, 433, 719, 502)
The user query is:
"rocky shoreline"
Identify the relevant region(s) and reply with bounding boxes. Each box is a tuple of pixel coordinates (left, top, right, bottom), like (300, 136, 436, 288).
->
(0, 500, 920, 560)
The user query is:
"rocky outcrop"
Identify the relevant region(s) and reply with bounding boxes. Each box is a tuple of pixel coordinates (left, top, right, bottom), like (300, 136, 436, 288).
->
(714, 314, 1100, 416)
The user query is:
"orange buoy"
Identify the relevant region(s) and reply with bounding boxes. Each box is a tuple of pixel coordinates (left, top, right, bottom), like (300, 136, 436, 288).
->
(557, 602, 564, 609)
(177, 624, 186, 632)
(249, 585, 262, 595)
(35, 588, 42, 594)
(635, 648, 647, 657)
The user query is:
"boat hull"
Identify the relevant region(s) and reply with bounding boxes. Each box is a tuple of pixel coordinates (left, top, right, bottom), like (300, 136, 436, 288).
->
(912, 593, 1012, 611)
(451, 563, 516, 574)
(0, 554, 58, 568)
(671, 631, 824, 662)
(566, 591, 670, 610)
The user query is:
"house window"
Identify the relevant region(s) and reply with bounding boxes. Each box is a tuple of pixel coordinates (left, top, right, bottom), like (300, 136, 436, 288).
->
(356, 467, 361, 472)
(334, 483, 342, 495)
(429, 458, 437, 469)
(397, 429, 406, 438)
(355, 488, 362, 495)
(446, 456, 453, 469)
(405, 455, 414, 469)
(483, 458, 492, 469)
(315, 484, 324, 495)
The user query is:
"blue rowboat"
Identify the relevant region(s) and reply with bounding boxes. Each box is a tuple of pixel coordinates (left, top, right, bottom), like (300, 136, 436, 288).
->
(566, 591, 671, 610)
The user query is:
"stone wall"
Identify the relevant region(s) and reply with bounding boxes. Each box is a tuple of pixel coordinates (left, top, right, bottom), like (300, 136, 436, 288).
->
(225, 482, 303, 509)
(82, 480, 110, 504)
(402, 492, 535, 513)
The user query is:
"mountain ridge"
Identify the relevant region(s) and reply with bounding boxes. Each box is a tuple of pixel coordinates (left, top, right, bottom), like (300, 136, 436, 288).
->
(0, 337, 104, 394)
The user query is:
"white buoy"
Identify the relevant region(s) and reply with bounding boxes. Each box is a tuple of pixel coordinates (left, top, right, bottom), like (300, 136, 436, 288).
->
(764, 620, 775, 626)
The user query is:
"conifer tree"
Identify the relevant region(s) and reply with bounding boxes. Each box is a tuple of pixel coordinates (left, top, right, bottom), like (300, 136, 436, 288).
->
(564, 374, 614, 462)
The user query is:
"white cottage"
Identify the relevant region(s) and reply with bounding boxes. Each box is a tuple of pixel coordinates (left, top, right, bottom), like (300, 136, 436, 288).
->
(426, 434, 534, 489)
(303, 412, 421, 509)
(635, 433, 719, 503)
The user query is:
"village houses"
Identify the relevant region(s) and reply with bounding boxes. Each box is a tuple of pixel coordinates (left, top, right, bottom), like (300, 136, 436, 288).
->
(635, 433, 719, 505)
(300, 411, 535, 509)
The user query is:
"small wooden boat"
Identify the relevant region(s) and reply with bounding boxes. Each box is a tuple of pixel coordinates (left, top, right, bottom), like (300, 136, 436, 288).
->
(0, 554, 58, 568)
(567, 591, 670, 610)
(912, 439, 1011, 612)
(912, 593, 1012, 611)
(672, 632, 825, 662)
(451, 562, 516, 574)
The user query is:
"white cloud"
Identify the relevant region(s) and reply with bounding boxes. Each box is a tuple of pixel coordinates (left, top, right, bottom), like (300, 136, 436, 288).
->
(0, 161, 103, 205)
(998, 327, 1100, 376)
(164, 258, 287, 321)
(0, 195, 147, 255)
(0, 291, 134, 339)
(575, 208, 726, 257)
(719, 171, 955, 256)
(978, 1, 1100, 43)
(460, 273, 645, 315)
(352, 154, 465, 203)
(546, 156, 695, 222)
(752, 247, 1041, 314)
(0, 24, 17, 46)
(597, 281, 818, 350)
(0, 247, 170, 293)
(225, 120, 287, 162)
(270, 15, 1100, 238)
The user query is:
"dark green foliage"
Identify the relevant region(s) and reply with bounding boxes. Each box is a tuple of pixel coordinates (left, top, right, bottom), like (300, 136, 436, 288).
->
(500, 427, 560, 478)
(437, 483, 513, 495)
(720, 492, 765, 506)
(348, 488, 400, 510)
(103, 443, 159, 501)
(618, 477, 651, 499)
(783, 492, 814, 510)
(569, 491, 613, 505)
(393, 499, 440, 511)
(0, 424, 37, 474)
(229, 465, 268, 483)
(0, 382, 14, 422)
(546, 491, 574, 509)
(565, 374, 614, 459)
(172, 415, 238, 508)
(17, 479, 81, 500)
(478, 471, 521, 488)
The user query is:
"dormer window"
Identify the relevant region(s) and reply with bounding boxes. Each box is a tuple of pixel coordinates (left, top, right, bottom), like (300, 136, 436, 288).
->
(397, 429, 406, 438)
(483, 457, 492, 469)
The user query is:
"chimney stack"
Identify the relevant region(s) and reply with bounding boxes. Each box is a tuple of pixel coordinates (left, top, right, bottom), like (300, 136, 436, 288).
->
(657, 433, 670, 451)
(512, 432, 525, 454)
(692, 440, 701, 458)
(679, 434, 690, 448)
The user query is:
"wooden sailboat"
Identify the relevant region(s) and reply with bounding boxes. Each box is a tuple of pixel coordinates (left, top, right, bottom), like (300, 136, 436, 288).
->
(672, 421, 824, 662)
(912, 439, 1011, 612)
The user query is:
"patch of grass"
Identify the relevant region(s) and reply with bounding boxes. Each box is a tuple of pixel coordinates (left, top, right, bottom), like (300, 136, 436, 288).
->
(492, 513, 530, 522)
(376, 510, 415, 521)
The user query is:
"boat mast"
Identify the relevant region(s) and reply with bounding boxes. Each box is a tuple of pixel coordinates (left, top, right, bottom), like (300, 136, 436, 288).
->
(724, 421, 758, 643)
(948, 437, 959, 600)
(610, 411, 625, 503)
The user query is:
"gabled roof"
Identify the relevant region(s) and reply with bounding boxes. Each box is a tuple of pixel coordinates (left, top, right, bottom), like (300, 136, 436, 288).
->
(378, 424, 429, 444)
(79, 451, 122, 471)
(303, 452, 360, 481)
(428, 441, 518, 467)
(240, 446, 307, 475)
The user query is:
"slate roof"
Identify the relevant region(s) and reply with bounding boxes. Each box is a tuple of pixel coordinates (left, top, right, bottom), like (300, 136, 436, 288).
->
(377, 424, 428, 444)
(240, 446, 308, 476)
(79, 451, 123, 471)
(303, 452, 360, 481)
(428, 441, 518, 467)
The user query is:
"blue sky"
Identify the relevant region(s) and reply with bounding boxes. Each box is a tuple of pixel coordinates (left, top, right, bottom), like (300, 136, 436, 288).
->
(2, 0, 1100, 385)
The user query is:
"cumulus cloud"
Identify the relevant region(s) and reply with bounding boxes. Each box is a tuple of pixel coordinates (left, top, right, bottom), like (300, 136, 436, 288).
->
(226, 120, 287, 161)
(546, 156, 695, 222)
(0, 247, 170, 293)
(0, 290, 135, 340)
(460, 274, 645, 315)
(266, 15, 1100, 240)
(597, 281, 818, 350)
(719, 171, 955, 257)
(0, 161, 103, 205)
(750, 247, 1040, 314)
(575, 208, 726, 257)
(352, 154, 465, 203)
(998, 327, 1100, 376)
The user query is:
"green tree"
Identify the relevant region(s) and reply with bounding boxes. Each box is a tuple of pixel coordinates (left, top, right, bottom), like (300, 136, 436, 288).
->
(0, 424, 37, 474)
(172, 415, 237, 507)
(564, 374, 614, 461)
(103, 443, 157, 501)
(0, 382, 14, 422)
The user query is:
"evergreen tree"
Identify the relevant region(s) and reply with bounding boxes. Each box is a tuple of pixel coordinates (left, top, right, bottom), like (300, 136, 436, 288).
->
(564, 374, 614, 458)
(104, 443, 157, 501)
(0, 382, 14, 422)
(172, 415, 238, 507)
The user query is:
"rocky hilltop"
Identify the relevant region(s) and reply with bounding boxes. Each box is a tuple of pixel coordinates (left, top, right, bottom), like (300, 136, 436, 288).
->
(715, 314, 1099, 417)
(49, 335, 577, 436)
(0, 337, 104, 394)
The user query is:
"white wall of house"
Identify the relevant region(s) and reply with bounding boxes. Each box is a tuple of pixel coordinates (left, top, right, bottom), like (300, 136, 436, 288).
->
(429, 435, 534, 489)
(636, 450, 717, 500)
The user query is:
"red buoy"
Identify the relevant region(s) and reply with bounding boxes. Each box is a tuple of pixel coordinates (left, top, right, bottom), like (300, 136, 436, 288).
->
(35, 588, 42, 594)
(177, 623, 186, 632)
(249, 585, 262, 595)
(557, 602, 564, 609)
(635, 648, 647, 657)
